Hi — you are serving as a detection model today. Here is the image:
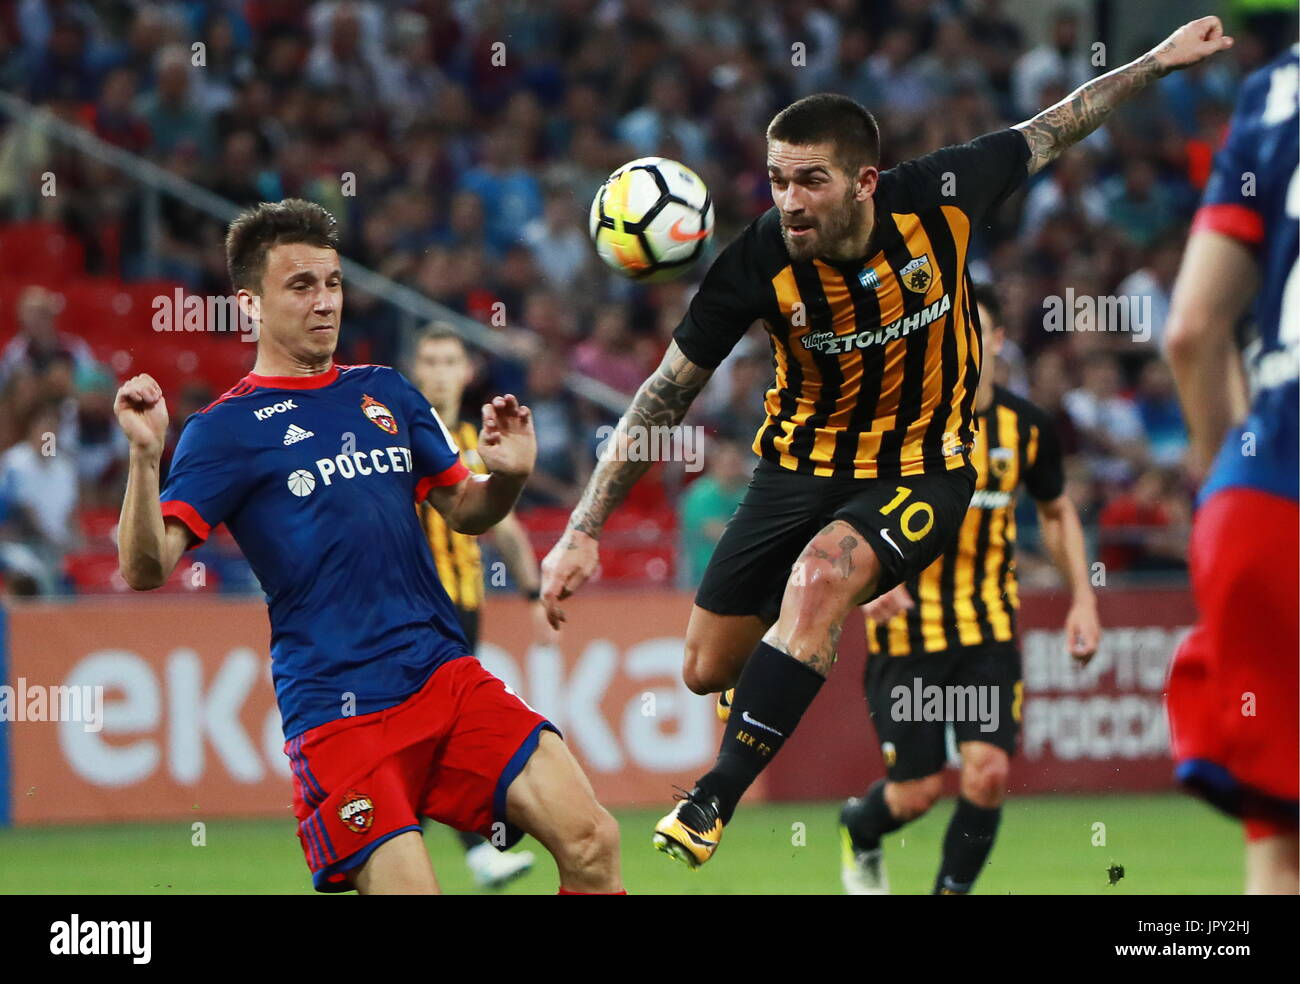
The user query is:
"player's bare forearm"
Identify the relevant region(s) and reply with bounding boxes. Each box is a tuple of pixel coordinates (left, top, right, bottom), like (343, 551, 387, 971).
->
(566, 341, 712, 538)
(118, 447, 176, 590)
(1015, 16, 1232, 175)
(441, 472, 528, 537)
(1165, 231, 1259, 477)
(1014, 54, 1162, 174)
(1036, 494, 1095, 606)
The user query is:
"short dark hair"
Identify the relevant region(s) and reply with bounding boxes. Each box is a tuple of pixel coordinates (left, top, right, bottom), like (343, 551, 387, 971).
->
(766, 93, 881, 174)
(225, 198, 340, 292)
(971, 283, 1002, 325)
(417, 323, 467, 352)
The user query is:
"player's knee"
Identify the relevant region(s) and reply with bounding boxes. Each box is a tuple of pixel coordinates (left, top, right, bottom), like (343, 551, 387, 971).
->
(779, 557, 843, 634)
(560, 805, 620, 874)
(960, 750, 1009, 807)
(890, 775, 943, 819)
(682, 642, 727, 695)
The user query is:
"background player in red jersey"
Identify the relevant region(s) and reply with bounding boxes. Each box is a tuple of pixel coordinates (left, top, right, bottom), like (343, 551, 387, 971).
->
(115, 200, 622, 895)
(1163, 45, 1299, 895)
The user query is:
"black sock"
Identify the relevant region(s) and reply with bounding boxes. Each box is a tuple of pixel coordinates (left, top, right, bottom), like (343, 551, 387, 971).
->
(933, 798, 1001, 894)
(696, 641, 825, 824)
(458, 830, 486, 852)
(842, 779, 907, 851)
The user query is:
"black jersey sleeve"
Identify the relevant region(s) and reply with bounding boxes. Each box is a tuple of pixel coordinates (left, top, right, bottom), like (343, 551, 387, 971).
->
(1022, 406, 1066, 503)
(886, 128, 1031, 225)
(672, 215, 771, 370)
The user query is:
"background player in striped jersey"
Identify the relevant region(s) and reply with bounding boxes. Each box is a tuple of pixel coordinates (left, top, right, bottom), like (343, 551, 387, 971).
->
(1164, 43, 1299, 894)
(409, 324, 558, 888)
(840, 284, 1100, 895)
(542, 16, 1232, 868)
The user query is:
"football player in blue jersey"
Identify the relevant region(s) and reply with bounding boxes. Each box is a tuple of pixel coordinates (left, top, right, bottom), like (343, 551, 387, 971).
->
(115, 199, 623, 895)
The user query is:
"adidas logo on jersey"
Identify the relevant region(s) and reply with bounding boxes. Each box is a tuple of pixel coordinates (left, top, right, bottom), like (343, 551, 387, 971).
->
(283, 424, 315, 446)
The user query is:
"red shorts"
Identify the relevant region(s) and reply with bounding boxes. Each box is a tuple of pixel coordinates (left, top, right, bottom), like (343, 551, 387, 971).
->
(284, 655, 556, 892)
(1166, 488, 1299, 833)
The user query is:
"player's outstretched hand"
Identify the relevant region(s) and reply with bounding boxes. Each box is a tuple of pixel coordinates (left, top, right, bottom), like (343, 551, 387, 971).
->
(478, 394, 535, 479)
(1150, 16, 1233, 74)
(539, 528, 599, 630)
(114, 373, 169, 457)
(859, 583, 914, 622)
(1065, 599, 1101, 665)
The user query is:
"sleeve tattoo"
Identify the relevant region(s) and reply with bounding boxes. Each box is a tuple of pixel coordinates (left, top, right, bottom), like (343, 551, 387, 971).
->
(1014, 51, 1167, 175)
(567, 341, 712, 538)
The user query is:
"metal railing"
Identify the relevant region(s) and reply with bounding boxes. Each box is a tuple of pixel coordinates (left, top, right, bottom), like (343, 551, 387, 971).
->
(0, 89, 628, 415)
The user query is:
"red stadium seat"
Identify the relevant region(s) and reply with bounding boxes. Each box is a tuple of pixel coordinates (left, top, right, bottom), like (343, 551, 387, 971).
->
(64, 550, 221, 594)
(0, 222, 86, 285)
(78, 506, 120, 548)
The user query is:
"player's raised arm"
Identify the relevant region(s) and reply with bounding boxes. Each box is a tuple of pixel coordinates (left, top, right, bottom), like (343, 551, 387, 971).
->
(539, 341, 713, 626)
(1014, 16, 1233, 175)
(115, 374, 190, 590)
(426, 394, 535, 536)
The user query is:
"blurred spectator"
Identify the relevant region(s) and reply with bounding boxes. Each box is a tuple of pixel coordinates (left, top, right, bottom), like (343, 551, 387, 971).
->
(0, 286, 97, 386)
(1064, 352, 1149, 485)
(88, 67, 151, 155)
(0, 400, 78, 593)
(520, 354, 591, 508)
(1011, 7, 1091, 117)
(1020, 147, 1107, 246)
(573, 305, 645, 396)
(867, 28, 935, 122)
(1098, 467, 1190, 574)
(698, 338, 770, 446)
(137, 44, 215, 158)
(1134, 359, 1189, 469)
(1104, 158, 1178, 248)
(457, 128, 544, 255)
(1116, 230, 1182, 349)
(617, 73, 709, 162)
(678, 438, 750, 588)
(522, 187, 595, 293)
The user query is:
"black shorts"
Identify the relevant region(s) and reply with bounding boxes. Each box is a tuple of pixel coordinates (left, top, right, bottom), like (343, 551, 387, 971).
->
(456, 606, 480, 653)
(864, 640, 1023, 781)
(694, 458, 976, 624)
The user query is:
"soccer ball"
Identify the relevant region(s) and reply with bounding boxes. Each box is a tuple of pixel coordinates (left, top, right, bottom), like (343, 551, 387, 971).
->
(589, 157, 714, 282)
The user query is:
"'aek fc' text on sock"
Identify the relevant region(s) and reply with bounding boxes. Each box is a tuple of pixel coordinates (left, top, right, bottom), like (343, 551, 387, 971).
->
(695, 641, 826, 823)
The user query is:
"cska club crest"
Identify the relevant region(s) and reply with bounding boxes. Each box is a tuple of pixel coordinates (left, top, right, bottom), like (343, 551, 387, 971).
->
(899, 254, 933, 293)
(361, 395, 398, 435)
(338, 790, 375, 834)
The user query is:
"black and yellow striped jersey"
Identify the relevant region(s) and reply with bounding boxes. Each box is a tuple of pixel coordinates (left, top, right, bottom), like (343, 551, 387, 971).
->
(417, 419, 486, 611)
(866, 385, 1065, 656)
(674, 129, 1030, 479)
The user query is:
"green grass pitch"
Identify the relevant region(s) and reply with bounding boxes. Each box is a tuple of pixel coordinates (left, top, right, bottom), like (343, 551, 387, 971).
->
(0, 794, 1242, 895)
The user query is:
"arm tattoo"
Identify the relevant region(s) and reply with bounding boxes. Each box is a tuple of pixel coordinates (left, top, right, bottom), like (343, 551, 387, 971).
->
(1014, 52, 1166, 175)
(567, 342, 712, 538)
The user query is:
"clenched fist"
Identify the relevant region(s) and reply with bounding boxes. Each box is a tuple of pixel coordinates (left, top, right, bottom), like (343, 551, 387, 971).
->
(114, 373, 169, 457)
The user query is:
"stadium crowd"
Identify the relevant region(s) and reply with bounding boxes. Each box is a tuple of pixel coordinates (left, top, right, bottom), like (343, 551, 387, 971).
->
(0, 0, 1293, 596)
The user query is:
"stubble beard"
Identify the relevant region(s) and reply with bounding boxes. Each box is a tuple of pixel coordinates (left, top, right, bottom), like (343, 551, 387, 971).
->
(781, 186, 860, 262)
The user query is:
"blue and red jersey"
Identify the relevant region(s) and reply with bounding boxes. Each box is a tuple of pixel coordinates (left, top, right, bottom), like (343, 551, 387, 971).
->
(1192, 44, 1299, 504)
(159, 364, 472, 740)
